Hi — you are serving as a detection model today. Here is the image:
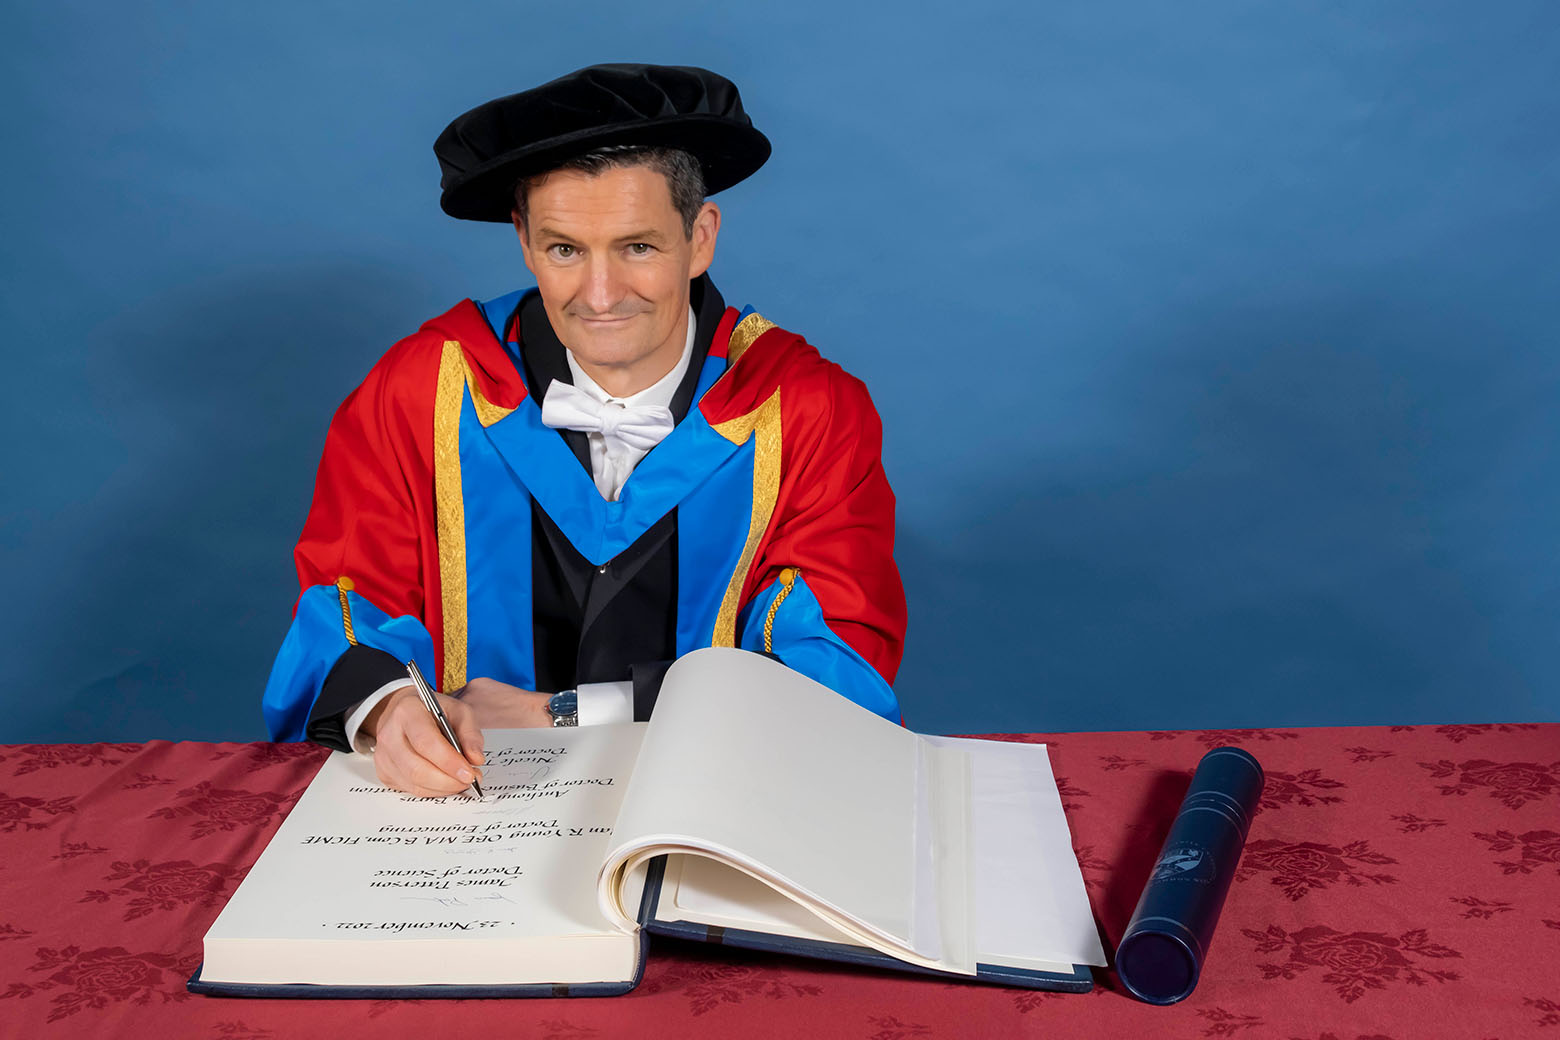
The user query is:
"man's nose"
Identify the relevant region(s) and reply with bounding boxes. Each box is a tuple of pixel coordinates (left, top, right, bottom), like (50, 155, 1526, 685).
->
(580, 254, 626, 314)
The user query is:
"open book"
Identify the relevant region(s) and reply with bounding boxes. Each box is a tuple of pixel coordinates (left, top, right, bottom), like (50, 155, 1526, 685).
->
(191, 648, 1107, 997)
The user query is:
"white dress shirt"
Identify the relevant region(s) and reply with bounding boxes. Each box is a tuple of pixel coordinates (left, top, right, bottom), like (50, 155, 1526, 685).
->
(563, 310, 696, 501)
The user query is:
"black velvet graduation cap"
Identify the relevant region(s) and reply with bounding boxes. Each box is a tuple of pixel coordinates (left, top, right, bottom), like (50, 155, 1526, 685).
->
(434, 64, 772, 222)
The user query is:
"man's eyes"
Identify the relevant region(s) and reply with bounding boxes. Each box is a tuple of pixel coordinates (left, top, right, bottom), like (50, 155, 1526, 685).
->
(545, 243, 653, 258)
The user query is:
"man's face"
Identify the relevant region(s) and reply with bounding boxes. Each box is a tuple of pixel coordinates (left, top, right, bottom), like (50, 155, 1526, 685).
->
(515, 164, 720, 397)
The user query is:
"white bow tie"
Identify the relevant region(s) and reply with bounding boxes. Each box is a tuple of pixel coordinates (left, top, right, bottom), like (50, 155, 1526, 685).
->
(540, 380, 675, 454)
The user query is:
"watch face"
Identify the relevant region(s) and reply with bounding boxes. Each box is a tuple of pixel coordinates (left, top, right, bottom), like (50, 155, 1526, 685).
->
(547, 690, 578, 719)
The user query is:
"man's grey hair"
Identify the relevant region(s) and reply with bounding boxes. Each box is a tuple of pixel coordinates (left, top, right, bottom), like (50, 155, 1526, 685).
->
(512, 145, 708, 237)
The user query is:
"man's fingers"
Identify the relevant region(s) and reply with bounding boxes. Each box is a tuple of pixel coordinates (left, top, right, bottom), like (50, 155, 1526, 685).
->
(402, 752, 475, 798)
(445, 700, 486, 767)
(404, 711, 480, 783)
(376, 729, 471, 798)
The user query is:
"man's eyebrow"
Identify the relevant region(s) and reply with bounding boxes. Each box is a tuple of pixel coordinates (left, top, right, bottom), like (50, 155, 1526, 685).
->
(530, 225, 575, 243)
(529, 227, 670, 245)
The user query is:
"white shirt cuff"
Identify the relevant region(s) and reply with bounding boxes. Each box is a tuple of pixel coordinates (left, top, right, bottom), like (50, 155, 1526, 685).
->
(575, 680, 633, 726)
(344, 679, 416, 754)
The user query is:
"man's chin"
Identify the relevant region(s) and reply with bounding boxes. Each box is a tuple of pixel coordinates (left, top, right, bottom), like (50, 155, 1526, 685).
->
(561, 341, 645, 374)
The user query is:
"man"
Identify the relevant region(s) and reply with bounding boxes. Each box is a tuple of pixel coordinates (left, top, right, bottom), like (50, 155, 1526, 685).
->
(262, 64, 906, 796)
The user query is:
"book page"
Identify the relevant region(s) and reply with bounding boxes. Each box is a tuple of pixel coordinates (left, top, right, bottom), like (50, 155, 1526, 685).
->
(914, 736, 972, 968)
(202, 724, 645, 986)
(662, 737, 1107, 971)
(925, 736, 1108, 967)
(598, 648, 974, 974)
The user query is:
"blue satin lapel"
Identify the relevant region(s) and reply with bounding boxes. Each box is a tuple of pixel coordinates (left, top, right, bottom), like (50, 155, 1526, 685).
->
(477, 289, 528, 371)
(480, 399, 611, 557)
(459, 393, 537, 689)
(675, 437, 757, 654)
(692, 359, 721, 401)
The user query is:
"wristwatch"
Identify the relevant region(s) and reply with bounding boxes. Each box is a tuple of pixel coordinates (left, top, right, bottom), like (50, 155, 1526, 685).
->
(546, 689, 578, 727)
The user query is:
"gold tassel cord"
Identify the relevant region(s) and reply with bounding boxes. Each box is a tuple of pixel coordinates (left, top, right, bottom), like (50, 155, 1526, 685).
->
(335, 576, 358, 646)
(762, 568, 799, 654)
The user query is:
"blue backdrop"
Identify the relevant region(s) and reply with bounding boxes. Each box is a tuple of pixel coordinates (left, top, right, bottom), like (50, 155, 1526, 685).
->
(3, 1, 1557, 742)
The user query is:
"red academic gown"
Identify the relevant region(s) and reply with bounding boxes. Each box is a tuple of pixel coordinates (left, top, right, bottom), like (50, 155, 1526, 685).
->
(262, 283, 906, 741)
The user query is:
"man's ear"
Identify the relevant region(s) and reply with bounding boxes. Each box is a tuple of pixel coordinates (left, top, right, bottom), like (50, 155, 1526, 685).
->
(687, 201, 721, 280)
(513, 208, 537, 275)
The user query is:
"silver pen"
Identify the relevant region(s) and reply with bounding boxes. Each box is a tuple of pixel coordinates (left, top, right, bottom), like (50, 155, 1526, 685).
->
(405, 659, 484, 800)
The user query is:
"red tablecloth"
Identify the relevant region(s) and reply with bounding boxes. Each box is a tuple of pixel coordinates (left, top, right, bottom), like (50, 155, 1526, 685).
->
(1, 723, 1555, 1038)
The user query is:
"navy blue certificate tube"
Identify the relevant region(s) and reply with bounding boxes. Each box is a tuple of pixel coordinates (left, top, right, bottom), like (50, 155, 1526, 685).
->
(1116, 746, 1264, 1005)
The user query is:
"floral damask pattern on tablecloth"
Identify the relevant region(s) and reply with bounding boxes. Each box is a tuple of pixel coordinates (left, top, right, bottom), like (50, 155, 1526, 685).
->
(145, 782, 298, 838)
(1472, 828, 1560, 875)
(1236, 840, 1397, 900)
(0, 790, 75, 832)
(0, 743, 141, 776)
(1388, 812, 1446, 833)
(639, 958, 824, 1016)
(0, 945, 191, 1023)
(1242, 925, 1461, 1003)
(1418, 758, 1560, 809)
(1259, 769, 1346, 809)
(1433, 723, 1541, 743)
(210, 743, 328, 770)
(80, 859, 245, 922)
(1525, 997, 1560, 1028)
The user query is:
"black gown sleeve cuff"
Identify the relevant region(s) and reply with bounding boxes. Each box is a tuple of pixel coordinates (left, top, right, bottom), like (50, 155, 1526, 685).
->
(303, 645, 411, 752)
(629, 660, 674, 722)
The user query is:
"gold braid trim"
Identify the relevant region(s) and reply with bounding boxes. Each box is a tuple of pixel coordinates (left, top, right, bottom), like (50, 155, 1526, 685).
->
(710, 389, 784, 647)
(335, 576, 358, 646)
(762, 567, 799, 654)
(726, 312, 776, 368)
(434, 341, 469, 691)
(458, 350, 516, 428)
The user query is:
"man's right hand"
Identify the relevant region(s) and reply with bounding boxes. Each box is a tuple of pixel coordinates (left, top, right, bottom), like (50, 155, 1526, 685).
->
(360, 685, 485, 797)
